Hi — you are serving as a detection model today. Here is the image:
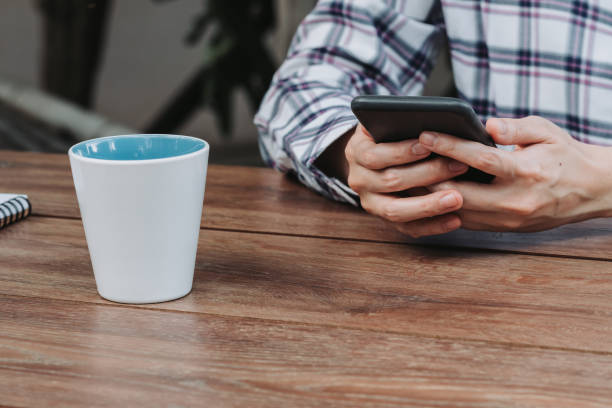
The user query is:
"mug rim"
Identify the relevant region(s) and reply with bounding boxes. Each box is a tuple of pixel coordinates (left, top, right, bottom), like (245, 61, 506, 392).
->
(68, 134, 209, 165)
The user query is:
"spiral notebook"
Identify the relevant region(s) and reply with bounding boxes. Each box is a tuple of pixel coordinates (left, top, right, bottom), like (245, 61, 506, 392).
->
(0, 194, 31, 230)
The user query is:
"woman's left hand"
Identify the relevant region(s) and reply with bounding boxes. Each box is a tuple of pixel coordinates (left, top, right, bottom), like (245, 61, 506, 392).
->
(417, 116, 612, 232)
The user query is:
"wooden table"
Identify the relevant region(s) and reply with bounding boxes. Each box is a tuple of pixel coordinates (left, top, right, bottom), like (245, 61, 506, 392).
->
(2, 150, 612, 407)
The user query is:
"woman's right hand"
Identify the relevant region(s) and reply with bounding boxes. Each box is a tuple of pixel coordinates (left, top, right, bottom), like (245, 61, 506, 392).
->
(345, 124, 468, 237)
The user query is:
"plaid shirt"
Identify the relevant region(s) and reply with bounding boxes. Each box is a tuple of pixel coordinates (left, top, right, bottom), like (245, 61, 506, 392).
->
(254, 0, 612, 205)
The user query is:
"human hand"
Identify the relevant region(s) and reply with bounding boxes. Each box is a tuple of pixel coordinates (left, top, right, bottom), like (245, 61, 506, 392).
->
(344, 124, 471, 237)
(418, 116, 612, 232)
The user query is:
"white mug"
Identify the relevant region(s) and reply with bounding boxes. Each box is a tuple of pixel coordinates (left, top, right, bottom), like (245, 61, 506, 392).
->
(69, 134, 209, 303)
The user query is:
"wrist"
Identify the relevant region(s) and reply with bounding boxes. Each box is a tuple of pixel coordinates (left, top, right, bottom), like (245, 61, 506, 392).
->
(314, 127, 355, 184)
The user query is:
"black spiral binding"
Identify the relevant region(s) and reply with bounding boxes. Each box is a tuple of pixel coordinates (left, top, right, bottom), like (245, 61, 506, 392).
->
(0, 196, 31, 230)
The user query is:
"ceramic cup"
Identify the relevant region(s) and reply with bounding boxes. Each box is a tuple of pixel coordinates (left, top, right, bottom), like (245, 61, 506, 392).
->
(69, 134, 209, 304)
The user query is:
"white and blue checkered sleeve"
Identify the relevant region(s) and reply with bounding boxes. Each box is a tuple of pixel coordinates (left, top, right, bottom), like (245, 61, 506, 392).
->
(254, 0, 445, 205)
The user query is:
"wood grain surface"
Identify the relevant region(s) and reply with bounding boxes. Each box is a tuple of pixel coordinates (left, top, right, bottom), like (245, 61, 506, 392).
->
(3, 216, 612, 354)
(3, 295, 612, 408)
(3, 150, 612, 407)
(1, 150, 612, 260)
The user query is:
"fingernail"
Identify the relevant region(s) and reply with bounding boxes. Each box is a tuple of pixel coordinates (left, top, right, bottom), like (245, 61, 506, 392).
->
(412, 143, 429, 155)
(448, 161, 468, 172)
(497, 119, 508, 134)
(420, 132, 436, 147)
(439, 193, 458, 208)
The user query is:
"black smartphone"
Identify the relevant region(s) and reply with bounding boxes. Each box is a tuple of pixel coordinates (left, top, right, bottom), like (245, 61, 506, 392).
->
(350, 95, 496, 183)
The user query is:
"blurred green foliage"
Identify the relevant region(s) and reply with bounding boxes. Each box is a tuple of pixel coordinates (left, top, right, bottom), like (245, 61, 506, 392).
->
(148, 0, 277, 137)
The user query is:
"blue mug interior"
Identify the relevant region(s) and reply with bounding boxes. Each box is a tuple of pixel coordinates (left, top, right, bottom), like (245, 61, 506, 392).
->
(70, 134, 207, 161)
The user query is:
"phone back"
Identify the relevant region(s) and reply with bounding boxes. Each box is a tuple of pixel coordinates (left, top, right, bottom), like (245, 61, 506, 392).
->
(351, 96, 495, 147)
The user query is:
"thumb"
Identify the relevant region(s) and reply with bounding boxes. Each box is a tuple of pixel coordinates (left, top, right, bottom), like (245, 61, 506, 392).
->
(486, 116, 556, 146)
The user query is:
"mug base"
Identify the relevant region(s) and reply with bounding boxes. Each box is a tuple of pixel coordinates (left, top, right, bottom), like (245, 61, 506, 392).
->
(97, 286, 193, 304)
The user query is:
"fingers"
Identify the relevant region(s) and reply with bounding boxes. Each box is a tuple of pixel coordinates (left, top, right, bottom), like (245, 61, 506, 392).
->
(347, 124, 431, 170)
(349, 157, 468, 193)
(486, 116, 562, 146)
(393, 214, 462, 238)
(418, 131, 517, 178)
(428, 180, 533, 215)
(428, 180, 503, 212)
(348, 124, 467, 238)
(360, 190, 463, 223)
